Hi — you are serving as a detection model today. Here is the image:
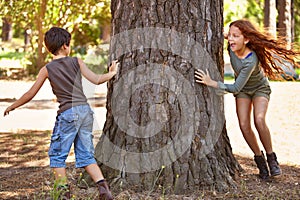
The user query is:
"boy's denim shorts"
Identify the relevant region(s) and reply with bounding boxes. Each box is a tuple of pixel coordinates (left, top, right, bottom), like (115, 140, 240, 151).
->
(48, 104, 97, 168)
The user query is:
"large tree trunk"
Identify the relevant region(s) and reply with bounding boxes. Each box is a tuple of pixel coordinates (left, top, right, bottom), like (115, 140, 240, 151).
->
(264, 0, 277, 38)
(95, 0, 241, 194)
(277, 0, 292, 49)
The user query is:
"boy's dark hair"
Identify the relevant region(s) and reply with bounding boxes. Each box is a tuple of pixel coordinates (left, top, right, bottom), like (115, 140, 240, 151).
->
(44, 27, 71, 55)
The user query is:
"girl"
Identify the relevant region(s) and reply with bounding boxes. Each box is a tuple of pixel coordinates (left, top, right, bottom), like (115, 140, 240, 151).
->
(195, 19, 299, 179)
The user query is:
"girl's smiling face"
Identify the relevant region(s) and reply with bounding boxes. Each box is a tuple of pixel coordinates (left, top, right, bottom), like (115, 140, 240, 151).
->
(228, 25, 249, 54)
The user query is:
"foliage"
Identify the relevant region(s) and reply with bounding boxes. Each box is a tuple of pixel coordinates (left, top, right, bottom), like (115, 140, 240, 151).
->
(0, 0, 111, 75)
(82, 45, 109, 74)
(244, 0, 264, 27)
(0, 0, 111, 43)
(224, 0, 248, 30)
(224, 0, 264, 30)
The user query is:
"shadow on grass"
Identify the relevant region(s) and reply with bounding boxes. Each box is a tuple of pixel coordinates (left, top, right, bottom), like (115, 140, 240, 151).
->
(0, 130, 299, 199)
(0, 131, 50, 168)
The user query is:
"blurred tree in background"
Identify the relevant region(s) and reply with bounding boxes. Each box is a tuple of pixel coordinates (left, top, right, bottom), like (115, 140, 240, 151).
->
(292, 0, 300, 44)
(225, 0, 300, 47)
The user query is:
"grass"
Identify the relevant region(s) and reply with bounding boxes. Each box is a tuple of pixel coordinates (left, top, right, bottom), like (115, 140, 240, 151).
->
(296, 68, 300, 75)
(0, 38, 24, 49)
(224, 74, 234, 81)
(0, 51, 26, 60)
(0, 51, 27, 80)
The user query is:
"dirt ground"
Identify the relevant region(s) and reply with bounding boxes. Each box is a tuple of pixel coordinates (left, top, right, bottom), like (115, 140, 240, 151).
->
(0, 81, 299, 199)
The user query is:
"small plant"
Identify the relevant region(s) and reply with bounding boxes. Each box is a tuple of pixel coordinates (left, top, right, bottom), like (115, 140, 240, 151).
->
(50, 181, 64, 200)
(147, 165, 165, 198)
(50, 175, 70, 200)
(159, 184, 166, 200)
(76, 172, 90, 189)
(173, 174, 179, 192)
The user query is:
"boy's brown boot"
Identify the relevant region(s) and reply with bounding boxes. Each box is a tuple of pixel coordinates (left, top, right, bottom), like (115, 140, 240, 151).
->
(266, 152, 281, 176)
(254, 152, 269, 180)
(96, 180, 113, 200)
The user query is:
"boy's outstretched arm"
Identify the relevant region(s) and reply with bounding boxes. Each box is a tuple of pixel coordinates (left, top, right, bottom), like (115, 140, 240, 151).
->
(3, 66, 48, 116)
(79, 58, 119, 85)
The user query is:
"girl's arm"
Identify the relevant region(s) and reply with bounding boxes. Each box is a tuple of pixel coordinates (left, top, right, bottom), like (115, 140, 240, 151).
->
(195, 69, 218, 88)
(4, 66, 48, 116)
(195, 66, 254, 93)
(78, 58, 119, 85)
(195, 57, 256, 93)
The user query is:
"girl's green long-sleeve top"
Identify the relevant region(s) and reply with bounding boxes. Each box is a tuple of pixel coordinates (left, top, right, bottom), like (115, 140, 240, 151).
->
(217, 49, 269, 95)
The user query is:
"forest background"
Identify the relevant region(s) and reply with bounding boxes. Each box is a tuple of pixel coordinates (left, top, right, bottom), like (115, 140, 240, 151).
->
(0, 0, 300, 78)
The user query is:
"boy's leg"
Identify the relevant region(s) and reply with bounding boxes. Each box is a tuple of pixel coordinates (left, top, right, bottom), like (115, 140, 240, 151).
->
(85, 163, 113, 200)
(74, 105, 113, 198)
(49, 108, 80, 199)
(52, 167, 71, 199)
(84, 163, 104, 182)
(53, 167, 68, 184)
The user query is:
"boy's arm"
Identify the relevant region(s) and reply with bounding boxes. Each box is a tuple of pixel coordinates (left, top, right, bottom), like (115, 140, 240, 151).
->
(3, 66, 48, 116)
(78, 58, 119, 85)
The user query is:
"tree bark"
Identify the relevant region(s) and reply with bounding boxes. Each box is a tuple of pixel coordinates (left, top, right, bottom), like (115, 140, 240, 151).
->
(277, 0, 292, 49)
(35, 0, 48, 72)
(291, 0, 295, 43)
(100, 23, 111, 43)
(264, 0, 277, 38)
(95, 0, 241, 194)
(24, 29, 30, 52)
(1, 17, 13, 42)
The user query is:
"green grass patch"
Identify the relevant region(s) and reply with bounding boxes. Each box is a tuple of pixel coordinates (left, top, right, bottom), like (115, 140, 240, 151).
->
(0, 51, 26, 60)
(224, 74, 234, 81)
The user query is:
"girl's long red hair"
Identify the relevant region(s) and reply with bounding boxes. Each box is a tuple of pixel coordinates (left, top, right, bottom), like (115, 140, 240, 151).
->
(228, 19, 300, 79)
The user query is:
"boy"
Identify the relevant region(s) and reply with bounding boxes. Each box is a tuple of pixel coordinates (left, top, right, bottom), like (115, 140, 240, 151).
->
(4, 27, 118, 199)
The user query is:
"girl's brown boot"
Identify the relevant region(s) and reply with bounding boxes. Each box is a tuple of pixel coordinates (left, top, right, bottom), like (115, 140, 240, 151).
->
(266, 152, 281, 176)
(254, 152, 270, 180)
